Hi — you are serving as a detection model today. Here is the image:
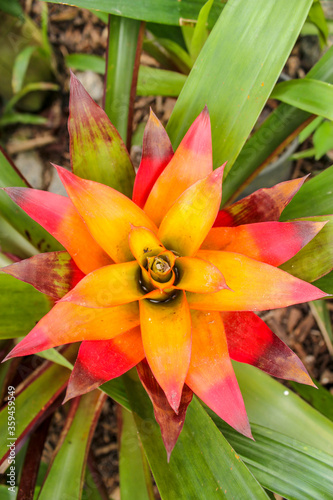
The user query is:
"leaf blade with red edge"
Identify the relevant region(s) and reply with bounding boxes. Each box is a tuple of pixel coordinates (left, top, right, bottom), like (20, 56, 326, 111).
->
(214, 177, 306, 227)
(3, 187, 112, 275)
(186, 310, 251, 438)
(2, 251, 85, 300)
(202, 220, 325, 266)
(139, 291, 191, 413)
(132, 110, 173, 208)
(222, 311, 313, 385)
(65, 327, 144, 401)
(137, 360, 193, 460)
(4, 301, 140, 359)
(188, 250, 327, 311)
(69, 72, 135, 197)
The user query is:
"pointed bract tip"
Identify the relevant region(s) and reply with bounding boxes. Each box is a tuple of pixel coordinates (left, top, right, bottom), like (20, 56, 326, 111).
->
(202, 104, 209, 116)
(2, 352, 14, 363)
(62, 391, 74, 405)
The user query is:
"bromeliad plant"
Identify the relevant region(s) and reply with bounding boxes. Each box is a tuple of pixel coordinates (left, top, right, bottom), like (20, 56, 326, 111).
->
(2, 74, 328, 459)
(1, 1, 333, 499)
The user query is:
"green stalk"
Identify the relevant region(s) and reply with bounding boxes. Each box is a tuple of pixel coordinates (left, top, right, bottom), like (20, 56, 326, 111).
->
(104, 15, 142, 145)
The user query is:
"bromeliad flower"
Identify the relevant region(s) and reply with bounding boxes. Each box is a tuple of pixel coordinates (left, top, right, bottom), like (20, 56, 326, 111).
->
(2, 74, 328, 458)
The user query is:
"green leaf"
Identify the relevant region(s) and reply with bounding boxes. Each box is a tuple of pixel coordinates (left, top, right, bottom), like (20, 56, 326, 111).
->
(137, 66, 186, 97)
(0, 112, 48, 126)
(313, 120, 333, 159)
(12, 46, 37, 94)
(0, 273, 52, 339)
(280, 215, 333, 282)
(38, 391, 105, 500)
(120, 408, 154, 500)
(290, 379, 333, 422)
(101, 377, 131, 411)
(281, 165, 333, 220)
(152, 38, 192, 74)
(44, 0, 226, 27)
(0, 0, 23, 18)
(0, 485, 16, 499)
(124, 373, 269, 500)
(147, 22, 187, 50)
(271, 79, 333, 121)
(0, 148, 63, 254)
(66, 53, 105, 74)
(307, 0, 329, 46)
(233, 361, 333, 456)
(190, 0, 214, 60)
(4, 82, 59, 114)
(0, 215, 38, 258)
(0, 346, 76, 460)
(104, 15, 141, 144)
(313, 270, 333, 294)
(211, 420, 333, 500)
(221, 44, 333, 204)
(167, 0, 313, 176)
(36, 348, 74, 370)
(309, 299, 333, 355)
(299, 115, 324, 143)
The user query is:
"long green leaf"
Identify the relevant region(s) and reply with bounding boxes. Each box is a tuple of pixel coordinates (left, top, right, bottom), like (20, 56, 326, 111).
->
(313, 121, 333, 159)
(222, 45, 333, 204)
(212, 420, 333, 500)
(290, 379, 333, 422)
(120, 408, 154, 500)
(0, 273, 52, 339)
(167, 0, 312, 175)
(44, 0, 225, 27)
(12, 46, 37, 93)
(190, 0, 214, 60)
(234, 361, 333, 456)
(0, 148, 62, 254)
(104, 15, 141, 144)
(124, 373, 269, 500)
(271, 79, 333, 121)
(38, 391, 105, 500)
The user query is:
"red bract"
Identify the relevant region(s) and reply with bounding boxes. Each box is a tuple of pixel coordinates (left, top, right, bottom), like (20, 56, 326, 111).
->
(2, 74, 327, 458)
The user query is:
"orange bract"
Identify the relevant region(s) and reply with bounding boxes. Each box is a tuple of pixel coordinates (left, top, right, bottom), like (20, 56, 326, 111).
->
(2, 73, 328, 457)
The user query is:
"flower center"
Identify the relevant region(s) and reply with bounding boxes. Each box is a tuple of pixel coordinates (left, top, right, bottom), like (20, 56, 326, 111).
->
(147, 255, 172, 283)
